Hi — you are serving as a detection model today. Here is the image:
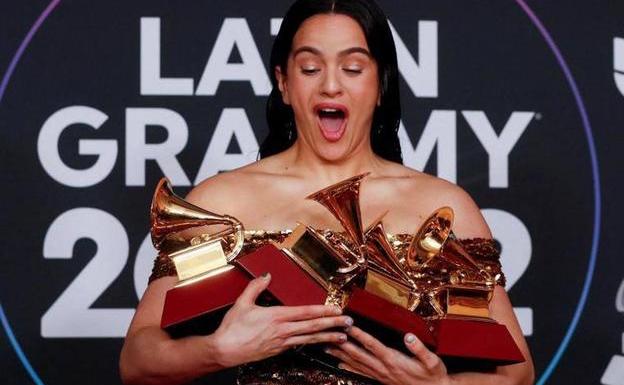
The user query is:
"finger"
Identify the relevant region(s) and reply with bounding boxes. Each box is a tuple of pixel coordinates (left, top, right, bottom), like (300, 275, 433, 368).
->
(284, 331, 347, 346)
(404, 333, 441, 371)
(347, 326, 393, 361)
(272, 304, 342, 321)
(325, 346, 352, 362)
(235, 273, 271, 306)
(325, 348, 376, 379)
(282, 315, 353, 336)
(337, 362, 375, 379)
(337, 341, 388, 376)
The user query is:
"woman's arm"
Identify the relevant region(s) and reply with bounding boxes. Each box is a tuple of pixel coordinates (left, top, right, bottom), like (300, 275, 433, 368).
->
(120, 274, 353, 385)
(119, 277, 226, 385)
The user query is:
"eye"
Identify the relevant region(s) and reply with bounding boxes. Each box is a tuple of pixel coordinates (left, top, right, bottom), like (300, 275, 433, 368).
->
(301, 67, 320, 75)
(343, 67, 363, 75)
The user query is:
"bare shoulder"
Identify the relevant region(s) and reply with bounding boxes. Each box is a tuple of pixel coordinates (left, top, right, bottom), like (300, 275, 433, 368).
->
(184, 156, 292, 220)
(411, 173, 491, 239)
(185, 162, 263, 213)
(374, 163, 491, 239)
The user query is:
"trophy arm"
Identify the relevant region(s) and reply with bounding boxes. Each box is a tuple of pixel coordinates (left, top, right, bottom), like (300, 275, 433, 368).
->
(226, 217, 245, 261)
(443, 233, 493, 280)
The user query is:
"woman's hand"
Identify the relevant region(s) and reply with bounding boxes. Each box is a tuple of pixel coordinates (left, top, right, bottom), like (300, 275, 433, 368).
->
(212, 273, 353, 367)
(325, 326, 451, 385)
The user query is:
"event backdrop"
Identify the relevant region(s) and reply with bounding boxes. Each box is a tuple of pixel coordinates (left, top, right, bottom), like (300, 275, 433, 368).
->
(1, 1, 622, 384)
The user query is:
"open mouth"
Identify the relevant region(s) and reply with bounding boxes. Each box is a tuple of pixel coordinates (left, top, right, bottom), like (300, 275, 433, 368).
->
(315, 104, 348, 142)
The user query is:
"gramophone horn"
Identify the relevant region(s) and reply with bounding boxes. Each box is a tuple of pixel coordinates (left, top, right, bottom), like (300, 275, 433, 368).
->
(306, 172, 369, 264)
(365, 211, 414, 286)
(407, 206, 490, 279)
(150, 177, 245, 262)
(407, 206, 454, 270)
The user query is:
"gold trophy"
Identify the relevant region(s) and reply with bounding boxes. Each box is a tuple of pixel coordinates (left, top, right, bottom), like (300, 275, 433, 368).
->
(274, 173, 370, 307)
(150, 178, 251, 336)
(363, 214, 421, 311)
(407, 207, 496, 319)
(150, 178, 245, 284)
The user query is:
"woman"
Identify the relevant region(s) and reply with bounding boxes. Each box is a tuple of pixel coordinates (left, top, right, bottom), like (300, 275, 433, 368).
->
(120, 0, 534, 384)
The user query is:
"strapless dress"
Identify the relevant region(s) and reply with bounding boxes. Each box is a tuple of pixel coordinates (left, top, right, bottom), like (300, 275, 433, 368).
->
(149, 230, 506, 385)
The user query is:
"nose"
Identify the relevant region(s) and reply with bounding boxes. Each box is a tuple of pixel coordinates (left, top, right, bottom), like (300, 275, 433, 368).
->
(320, 68, 343, 98)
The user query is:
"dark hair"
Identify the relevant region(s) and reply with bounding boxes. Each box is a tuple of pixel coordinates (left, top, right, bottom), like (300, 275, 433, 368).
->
(259, 0, 403, 163)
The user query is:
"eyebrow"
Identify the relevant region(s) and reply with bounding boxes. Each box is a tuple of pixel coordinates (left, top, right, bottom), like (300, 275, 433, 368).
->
(292, 46, 372, 58)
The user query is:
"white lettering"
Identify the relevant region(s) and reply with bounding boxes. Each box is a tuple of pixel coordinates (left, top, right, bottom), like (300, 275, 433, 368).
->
(38, 106, 117, 188)
(399, 110, 456, 182)
(614, 37, 624, 97)
(602, 354, 624, 385)
(196, 18, 271, 96)
(140, 18, 194, 95)
(194, 108, 259, 183)
(271, 18, 283, 36)
(41, 208, 132, 337)
(390, 21, 438, 98)
(463, 111, 534, 188)
(125, 108, 191, 186)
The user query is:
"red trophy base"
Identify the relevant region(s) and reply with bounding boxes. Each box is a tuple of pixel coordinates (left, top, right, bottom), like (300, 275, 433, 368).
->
(159, 244, 524, 366)
(433, 318, 525, 365)
(160, 266, 250, 337)
(159, 243, 326, 337)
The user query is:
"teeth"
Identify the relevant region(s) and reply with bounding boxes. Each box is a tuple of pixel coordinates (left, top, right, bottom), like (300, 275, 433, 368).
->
(320, 108, 339, 113)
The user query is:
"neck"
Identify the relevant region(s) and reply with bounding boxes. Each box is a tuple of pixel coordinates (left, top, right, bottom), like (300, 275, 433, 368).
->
(283, 137, 385, 185)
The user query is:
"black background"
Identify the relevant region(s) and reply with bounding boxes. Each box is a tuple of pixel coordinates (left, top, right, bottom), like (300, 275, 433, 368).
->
(1, 1, 622, 384)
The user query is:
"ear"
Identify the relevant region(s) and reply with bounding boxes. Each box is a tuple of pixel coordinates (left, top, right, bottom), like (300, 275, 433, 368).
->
(275, 66, 290, 105)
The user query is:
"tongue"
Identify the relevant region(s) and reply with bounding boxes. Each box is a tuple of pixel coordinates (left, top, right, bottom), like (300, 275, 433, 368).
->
(320, 116, 344, 133)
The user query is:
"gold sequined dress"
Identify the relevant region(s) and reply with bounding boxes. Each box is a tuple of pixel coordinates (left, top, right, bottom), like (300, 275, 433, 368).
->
(149, 230, 506, 385)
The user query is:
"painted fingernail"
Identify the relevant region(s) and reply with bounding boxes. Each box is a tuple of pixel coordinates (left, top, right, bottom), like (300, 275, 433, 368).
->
(344, 316, 354, 326)
(261, 272, 271, 280)
(338, 334, 347, 343)
(405, 333, 416, 343)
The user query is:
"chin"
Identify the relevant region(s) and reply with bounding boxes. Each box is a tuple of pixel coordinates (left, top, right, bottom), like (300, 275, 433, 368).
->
(314, 143, 353, 163)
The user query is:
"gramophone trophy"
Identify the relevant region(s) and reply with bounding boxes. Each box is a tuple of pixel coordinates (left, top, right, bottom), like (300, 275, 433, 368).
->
(150, 178, 327, 336)
(364, 206, 523, 364)
(151, 178, 254, 336)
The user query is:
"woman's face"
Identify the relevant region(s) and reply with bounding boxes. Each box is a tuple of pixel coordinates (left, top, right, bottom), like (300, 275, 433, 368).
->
(277, 13, 380, 162)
